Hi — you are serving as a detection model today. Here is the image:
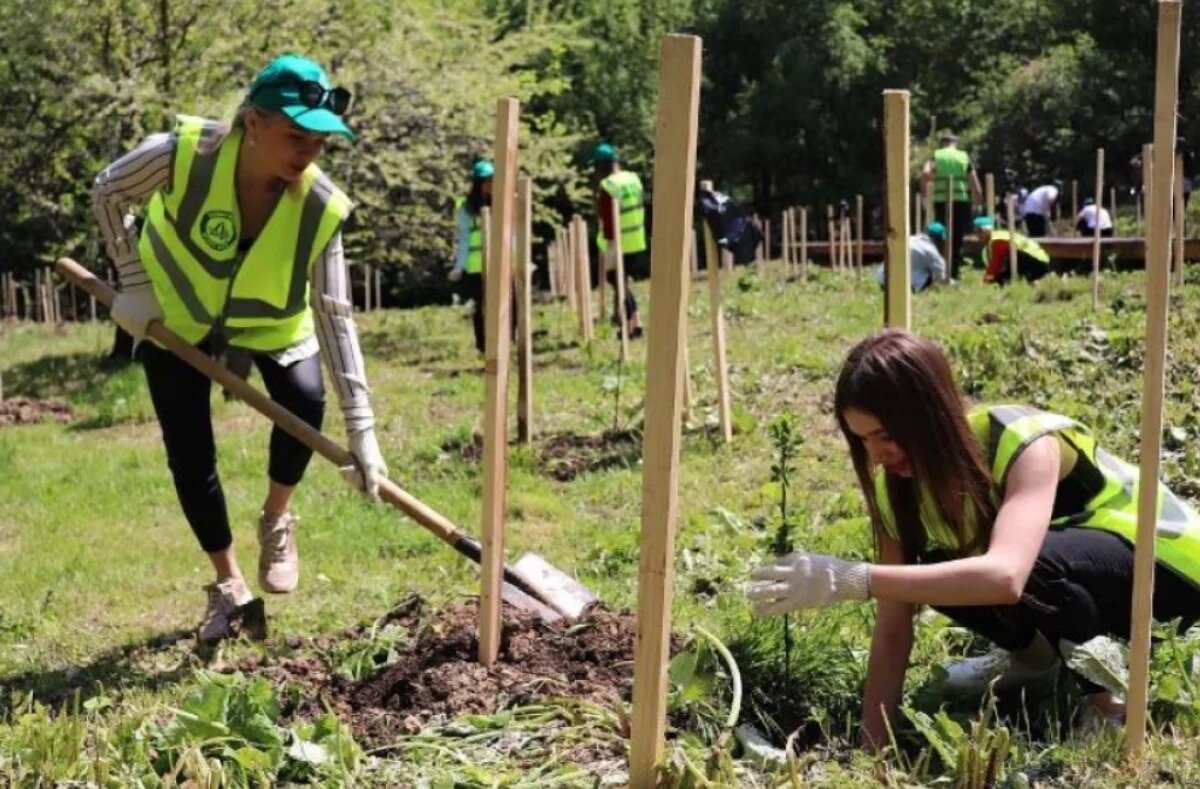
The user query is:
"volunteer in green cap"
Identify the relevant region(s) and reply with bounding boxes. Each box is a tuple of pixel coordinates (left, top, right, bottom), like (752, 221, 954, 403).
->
(592, 142, 645, 338)
(975, 215, 1051, 285)
(449, 159, 498, 353)
(91, 53, 388, 643)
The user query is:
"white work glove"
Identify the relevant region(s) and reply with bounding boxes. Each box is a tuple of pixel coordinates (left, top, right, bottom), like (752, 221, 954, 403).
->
(448, 268, 463, 282)
(747, 551, 871, 615)
(111, 284, 163, 345)
(339, 428, 388, 500)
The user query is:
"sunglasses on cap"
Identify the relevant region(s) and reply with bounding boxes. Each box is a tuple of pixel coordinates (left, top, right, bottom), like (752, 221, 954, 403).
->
(251, 80, 352, 116)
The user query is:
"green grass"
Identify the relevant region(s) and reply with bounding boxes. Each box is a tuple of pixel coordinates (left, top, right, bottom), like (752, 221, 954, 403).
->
(5, 262, 1200, 785)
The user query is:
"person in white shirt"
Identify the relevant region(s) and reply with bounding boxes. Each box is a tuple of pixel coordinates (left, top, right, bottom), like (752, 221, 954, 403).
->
(876, 222, 947, 292)
(1075, 198, 1113, 238)
(1021, 183, 1060, 238)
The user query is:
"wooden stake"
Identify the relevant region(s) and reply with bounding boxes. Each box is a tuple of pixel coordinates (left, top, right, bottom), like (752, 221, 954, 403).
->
(547, 240, 559, 297)
(884, 90, 911, 329)
(478, 97, 520, 668)
(1143, 143, 1154, 249)
(1174, 152, 1185, 292)
(826, 205, 837, 270)
(516, 176, 534, 445)
(690, 229, 699, 279)
(575, 217, 594, 342)
(363, 264, 372, 312)
(629, 35, 701, 787)
(702, 221, 732, 445)
(1092, 148, 1105, 310)
(609, 193, 630, 360)
(782, 208, 792, 279)
(561, 226, 576, 311)
(375, 266, 383, 311)
(985, 172, 996, 220)
(855, 194, 864, 273)
(1072, 178, 1079, 223)
(1111, 187, 1118, 234)
(944, 177, 955, 280)
(800, 207, 808, 281)
(754, 215, 763, 278)
(1127, 0, 1181, 757)
(1007, 195, 1019, 283)
(914, 190, 922, 235)
(841, 216, 852, 271)
(763, 218, 771, 264)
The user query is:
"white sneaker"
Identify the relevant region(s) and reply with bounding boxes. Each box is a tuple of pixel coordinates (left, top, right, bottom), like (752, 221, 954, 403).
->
(199, 577, 254, 643)
(258, 511, 299, 593)
(941, 648, 1060, 698)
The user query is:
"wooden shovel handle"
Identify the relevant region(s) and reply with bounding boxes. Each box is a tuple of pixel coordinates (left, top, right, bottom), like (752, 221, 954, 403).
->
(54, 258, 563, 606)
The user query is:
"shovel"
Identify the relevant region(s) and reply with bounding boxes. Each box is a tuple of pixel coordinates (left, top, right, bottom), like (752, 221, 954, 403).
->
(57, 258, 596, 622)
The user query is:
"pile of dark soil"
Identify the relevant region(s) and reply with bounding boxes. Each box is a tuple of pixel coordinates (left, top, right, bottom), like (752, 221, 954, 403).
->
(539, 429, 642, 481)
(0, 397, 73, 427)
(240, 598, 668, 747)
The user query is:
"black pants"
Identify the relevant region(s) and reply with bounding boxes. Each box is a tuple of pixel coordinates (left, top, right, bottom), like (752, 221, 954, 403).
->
(140, 340, 325, 553)
(1025, 214, 1049, 238)
(1075, 221, 1113, 238)
(933, 201, 974, 279)
(932, 528, 1200, 693)
(605, 269, 639, 326)
(990, 251, 1051, 286)
(461, 272, 517, 354)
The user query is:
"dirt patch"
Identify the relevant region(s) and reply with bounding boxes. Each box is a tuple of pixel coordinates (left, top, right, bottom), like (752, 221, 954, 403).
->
(0, 397, 73, 427)
(440, 432, 483, 463)
(539, 429, 642, 481)
(238, 597, 671, 749)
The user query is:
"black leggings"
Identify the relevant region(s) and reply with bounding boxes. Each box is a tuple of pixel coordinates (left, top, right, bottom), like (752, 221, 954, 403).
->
(140, 340, 325, 553)
(933, 201, 974, 280)
(605, 269, 639, 325)
(461, 272, 517, 354)
(932, 528, 1200, 693)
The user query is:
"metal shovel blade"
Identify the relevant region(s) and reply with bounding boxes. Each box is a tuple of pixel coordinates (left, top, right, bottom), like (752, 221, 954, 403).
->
(510, 552, 598, 621)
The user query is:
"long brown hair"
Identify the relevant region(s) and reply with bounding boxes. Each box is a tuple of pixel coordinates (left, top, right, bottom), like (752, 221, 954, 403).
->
(833, 329, 995, 563)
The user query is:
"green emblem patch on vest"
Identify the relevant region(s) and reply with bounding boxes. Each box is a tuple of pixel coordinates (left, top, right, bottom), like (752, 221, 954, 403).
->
(200, 210, 237, 252)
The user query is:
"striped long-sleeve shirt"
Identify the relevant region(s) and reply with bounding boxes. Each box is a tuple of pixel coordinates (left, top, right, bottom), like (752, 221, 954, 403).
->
(91, 132, 375, 432)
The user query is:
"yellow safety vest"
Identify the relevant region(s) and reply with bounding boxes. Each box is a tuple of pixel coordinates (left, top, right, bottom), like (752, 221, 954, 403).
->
(455, 197, 485, 274)
(875, 404, 1200, 586)
(988, 230, 1050, 264)
(596, 170, 647, 254)
(138, 115, 352, 352)
(932, 147, 971, 203)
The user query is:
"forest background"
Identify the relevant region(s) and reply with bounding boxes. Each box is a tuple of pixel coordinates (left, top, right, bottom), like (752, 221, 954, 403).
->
(3, 0, 1198, 304)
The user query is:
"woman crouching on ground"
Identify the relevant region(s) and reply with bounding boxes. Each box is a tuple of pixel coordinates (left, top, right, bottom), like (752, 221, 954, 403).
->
(748, 329, 1200, 750)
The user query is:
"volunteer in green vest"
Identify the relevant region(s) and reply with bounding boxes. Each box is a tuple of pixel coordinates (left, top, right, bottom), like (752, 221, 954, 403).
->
(449, 160, 493, 354)
(974, 215, 1051, 285)
(747, 329, 1200, 751)
(593, 143, 645, 338)
(920, 133, 983, 280)
(92, 54, 388, 643)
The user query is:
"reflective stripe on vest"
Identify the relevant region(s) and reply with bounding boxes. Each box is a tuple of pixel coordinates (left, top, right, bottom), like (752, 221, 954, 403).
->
(596, 170, 647, 254)
(988, 231, 1050, 264)
(877, 405, 1200, 586)
(138, 116, 351, 352)
(932, 148, 970, 203)
(456, 197, 485, 274)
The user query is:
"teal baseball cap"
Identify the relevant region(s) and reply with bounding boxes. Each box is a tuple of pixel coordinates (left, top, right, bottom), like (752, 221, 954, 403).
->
(247, 54, 354, 140)
(925, 221, 946, 240)
(472, 160, 495, 180)
(973, 215, 995, 231)
(592, 142, 618, 164)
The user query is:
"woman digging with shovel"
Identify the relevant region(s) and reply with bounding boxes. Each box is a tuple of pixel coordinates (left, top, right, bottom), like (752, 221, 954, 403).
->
(91, 54, 387, 643)
(747, 329, 1200, 751)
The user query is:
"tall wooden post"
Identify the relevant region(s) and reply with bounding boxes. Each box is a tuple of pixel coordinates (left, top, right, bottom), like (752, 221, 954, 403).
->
(884, 90, 911, 329)
(1111, 187, 1118, 235)
(754, 215, 764, 278)
(763, 217, 771, 263)
(826, 205, 837, 270)
(478, 97, 520, 667)
(944, 177, 955, 280)
(1007, 195, 1019, 283)
(1174, 152, 1185, 292)
(985, 172, 996, 220)
(702, 222, 732, 445)
(690, 229, 699, 279)
(855, 194, 865, 273)
(629, 34, 701, 787)
(1127, 0, 1181, 757)
(1142, 143, 1154, 240)
(1092, 148, 1106, 310)
(609, 195, 630, 360)
(561, 226, 576, 312)
(516, 176, 534, 445)
(782, 208, 792, 279)
(1072, 178, 1079, 224)
(914, 189, 922, 235)
(800, 207, 809, 280)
